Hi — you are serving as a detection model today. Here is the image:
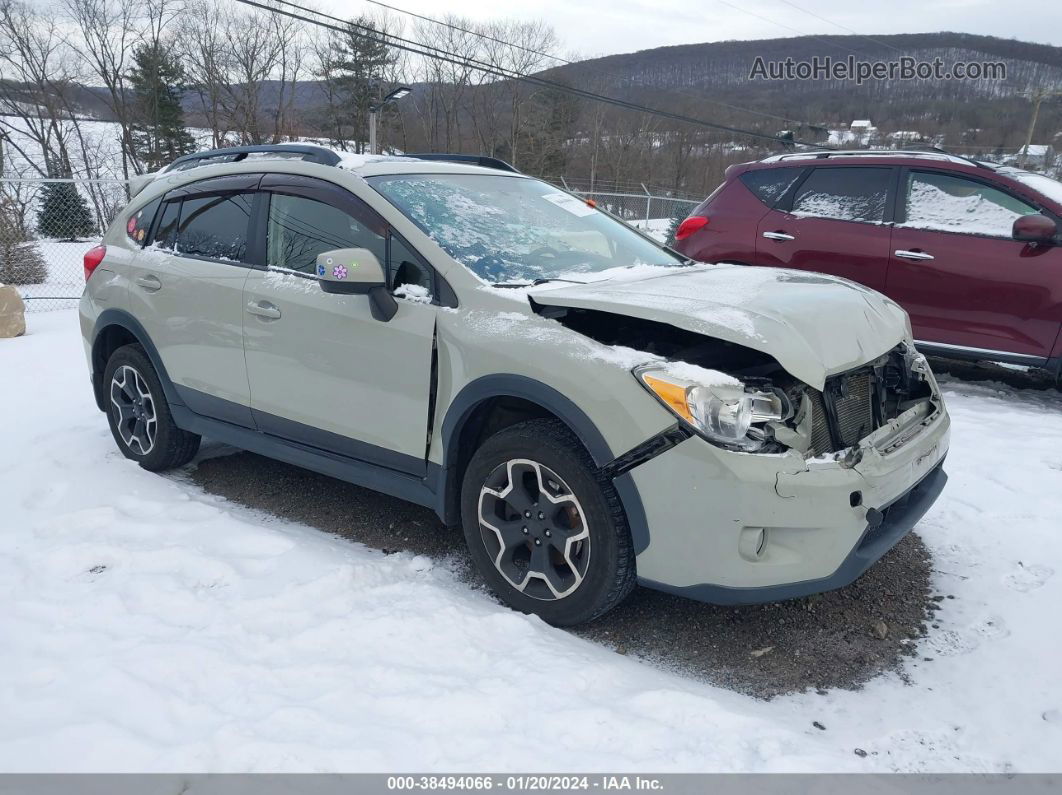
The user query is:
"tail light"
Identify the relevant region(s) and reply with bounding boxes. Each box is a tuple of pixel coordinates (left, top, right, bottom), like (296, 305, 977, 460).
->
(675, 216, 709, 241)
(84, 245, 106, 281)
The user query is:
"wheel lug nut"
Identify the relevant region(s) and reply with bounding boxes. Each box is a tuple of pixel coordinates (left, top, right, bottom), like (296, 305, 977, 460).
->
(538, 512, 545, 520)
(522, 527, 528, 534)
(545, 530, 551, 537)
(524, 511, 531, 518)
(534, 539, 541, 546)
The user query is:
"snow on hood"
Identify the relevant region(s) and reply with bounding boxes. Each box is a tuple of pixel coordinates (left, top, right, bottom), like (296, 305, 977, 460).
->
(528, 264, 909, 390)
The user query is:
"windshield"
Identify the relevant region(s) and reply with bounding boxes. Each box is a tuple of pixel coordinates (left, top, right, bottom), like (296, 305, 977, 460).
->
(367, 173, 686, 284)
(1008, 170, 1062, 208)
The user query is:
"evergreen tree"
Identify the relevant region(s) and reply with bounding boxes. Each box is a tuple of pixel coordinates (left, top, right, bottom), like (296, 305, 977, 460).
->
(127, 41, 196, 171)
(36, 182, 96, 241)
(665, 203, 692, 247)
(318, 18, 397, 152)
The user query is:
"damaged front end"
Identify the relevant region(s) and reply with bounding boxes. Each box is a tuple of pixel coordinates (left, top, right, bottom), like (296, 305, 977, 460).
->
(537, 304, 939, 460)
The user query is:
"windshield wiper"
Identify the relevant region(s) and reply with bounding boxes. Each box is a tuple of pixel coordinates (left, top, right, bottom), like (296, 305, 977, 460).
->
(492, 278, 588, 288)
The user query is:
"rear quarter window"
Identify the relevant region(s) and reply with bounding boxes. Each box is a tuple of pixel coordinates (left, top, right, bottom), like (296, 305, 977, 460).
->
(125, 197, 160, 246)
(739, 167, 803, 206)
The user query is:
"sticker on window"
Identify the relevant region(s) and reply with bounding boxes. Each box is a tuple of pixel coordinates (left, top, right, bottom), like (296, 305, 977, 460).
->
(542, 192, 597, 217)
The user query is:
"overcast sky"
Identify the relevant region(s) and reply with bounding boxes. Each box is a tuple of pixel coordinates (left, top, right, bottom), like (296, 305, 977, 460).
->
(317, 0, 1062, 59)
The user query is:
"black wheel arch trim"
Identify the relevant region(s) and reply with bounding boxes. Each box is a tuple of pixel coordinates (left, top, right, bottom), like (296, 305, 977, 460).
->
(91, 309, 184, 413)
(438, 374, 653, 553)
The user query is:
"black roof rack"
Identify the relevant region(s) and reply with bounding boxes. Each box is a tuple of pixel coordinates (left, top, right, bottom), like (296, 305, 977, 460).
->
(165, 145, 342, 173)
(402, 153, 521, 173)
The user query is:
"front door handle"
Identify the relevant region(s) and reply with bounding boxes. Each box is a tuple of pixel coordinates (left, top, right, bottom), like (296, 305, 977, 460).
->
(895, 249, 935, 261)
(135, 274, 162, 292)
(762, 231, 795, 241)
(246, 300, 282, 320)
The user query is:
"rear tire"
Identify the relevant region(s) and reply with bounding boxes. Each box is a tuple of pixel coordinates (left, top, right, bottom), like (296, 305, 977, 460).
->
(460, 419, 636, 625)
(103, 344, 200, 471)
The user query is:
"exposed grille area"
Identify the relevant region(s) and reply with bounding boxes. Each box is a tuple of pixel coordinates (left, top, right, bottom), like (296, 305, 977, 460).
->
(831, 372, 874, 448)
(801, 346, 931, 455)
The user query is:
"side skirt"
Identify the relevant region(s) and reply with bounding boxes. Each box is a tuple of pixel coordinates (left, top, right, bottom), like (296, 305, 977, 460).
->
(171, 405, 443, 514)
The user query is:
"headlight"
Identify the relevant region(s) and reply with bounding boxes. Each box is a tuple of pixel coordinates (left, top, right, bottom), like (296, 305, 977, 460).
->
(636, 365, 787, 451)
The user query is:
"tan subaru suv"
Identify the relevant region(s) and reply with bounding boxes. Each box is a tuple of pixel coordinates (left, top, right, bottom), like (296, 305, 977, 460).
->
(79, 145, 951, 625)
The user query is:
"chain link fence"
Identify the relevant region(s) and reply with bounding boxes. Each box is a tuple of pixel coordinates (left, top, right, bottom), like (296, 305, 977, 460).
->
(3, 176, 701, 313)
(1, 177, 128, 312)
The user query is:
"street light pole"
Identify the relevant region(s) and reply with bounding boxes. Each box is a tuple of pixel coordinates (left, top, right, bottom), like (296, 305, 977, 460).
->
(368, 85, 413, 155)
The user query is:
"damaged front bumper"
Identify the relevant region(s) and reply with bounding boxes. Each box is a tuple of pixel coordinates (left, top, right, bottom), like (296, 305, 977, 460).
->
(626, 394, 950, 604)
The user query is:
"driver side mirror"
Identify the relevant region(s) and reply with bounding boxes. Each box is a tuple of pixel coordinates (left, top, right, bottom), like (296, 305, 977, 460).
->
(316, 248, 397, 321)
(1012, 214, 1058, 245)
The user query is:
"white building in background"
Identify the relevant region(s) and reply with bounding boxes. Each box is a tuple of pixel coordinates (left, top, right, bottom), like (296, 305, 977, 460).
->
(1006, 144, 1054, 167)
(888, 130, 924, 145)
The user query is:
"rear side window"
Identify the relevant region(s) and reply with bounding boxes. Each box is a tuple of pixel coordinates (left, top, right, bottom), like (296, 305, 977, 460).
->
(175, 193, 253, 261)
(791, 167, 891, 224)
(740, 168, 802, 206)
(152, 200, 179, 249)
(266, 193, 385, 274)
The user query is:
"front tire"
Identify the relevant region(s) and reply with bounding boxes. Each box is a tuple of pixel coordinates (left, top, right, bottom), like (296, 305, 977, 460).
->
(460, 419, 636, 625)
(103, 344, 200, 471)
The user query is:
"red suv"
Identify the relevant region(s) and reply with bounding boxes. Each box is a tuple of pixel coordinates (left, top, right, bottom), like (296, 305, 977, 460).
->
(673, 151, 1062, 378)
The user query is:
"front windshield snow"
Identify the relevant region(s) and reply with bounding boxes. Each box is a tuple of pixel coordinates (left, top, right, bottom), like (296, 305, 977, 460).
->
(367, 173, 686, 284)
(1008, 170, 1062, 208)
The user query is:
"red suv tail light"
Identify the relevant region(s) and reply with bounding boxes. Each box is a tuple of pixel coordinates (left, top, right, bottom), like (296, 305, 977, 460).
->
(675, 216, 709, 241)
(83, 245, 106, 281)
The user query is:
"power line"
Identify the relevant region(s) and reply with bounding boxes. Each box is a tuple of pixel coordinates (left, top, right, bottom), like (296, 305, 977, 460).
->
(233, 0, 832, 149)
(353, 0, 820, 130)
(713, 0, 876, 59)
(770, 0, 904, 54)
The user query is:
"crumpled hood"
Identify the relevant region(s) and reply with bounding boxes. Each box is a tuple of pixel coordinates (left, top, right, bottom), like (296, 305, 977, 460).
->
(529, 264, 909, 389)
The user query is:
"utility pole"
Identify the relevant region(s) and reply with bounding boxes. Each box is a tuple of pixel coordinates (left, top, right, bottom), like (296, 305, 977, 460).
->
(1020, 88, 1062, 168)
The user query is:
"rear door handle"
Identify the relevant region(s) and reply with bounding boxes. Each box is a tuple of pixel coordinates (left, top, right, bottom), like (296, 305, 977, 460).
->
(134, 274, 162, 292)
(895, 249, 935, 261)
(762, 231, 795, 241)
(246, 300, 281, 320)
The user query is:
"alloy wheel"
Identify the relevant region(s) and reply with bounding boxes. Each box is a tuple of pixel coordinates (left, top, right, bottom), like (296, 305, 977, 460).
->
(477, 458, 591, 600)
(109, 364, 157, 456)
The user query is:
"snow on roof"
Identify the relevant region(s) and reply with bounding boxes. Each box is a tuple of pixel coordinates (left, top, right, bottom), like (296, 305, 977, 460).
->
(1021, 144, 1051, 156)
(850, 120, 873, 128)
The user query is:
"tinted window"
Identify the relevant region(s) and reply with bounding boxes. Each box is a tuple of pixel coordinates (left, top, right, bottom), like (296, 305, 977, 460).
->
(126, 197, 160, 246)
(791, 167, 891, 223)
(902, 171, 1040, 238)
(266, 193, 385, 274)
(152, 200, 179, 249)
(740, 167, 802, 206)
(175, 193, 253, 261)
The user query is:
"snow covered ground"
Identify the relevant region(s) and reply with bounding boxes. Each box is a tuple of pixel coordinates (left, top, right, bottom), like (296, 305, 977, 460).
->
(1, 310, 1060, 772)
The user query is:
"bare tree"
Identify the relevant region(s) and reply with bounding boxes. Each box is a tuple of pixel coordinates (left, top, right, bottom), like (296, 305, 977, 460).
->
(64, 0, 141, 179)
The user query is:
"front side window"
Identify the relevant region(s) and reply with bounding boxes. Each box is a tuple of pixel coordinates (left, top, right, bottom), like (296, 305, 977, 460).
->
(367, 173, 686, 284)
(902, 171, 1040, 238)
(266, 193, 385, 274)
(174, 193, 253, 261)
(791, 167, 891, 224)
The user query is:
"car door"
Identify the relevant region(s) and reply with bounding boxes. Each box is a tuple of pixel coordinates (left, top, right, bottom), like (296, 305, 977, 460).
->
(754, 166, 895, 292)
(126, 174, 260, 426)
(242, 174, 437, 474)
(886, 168, 1062, 359)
